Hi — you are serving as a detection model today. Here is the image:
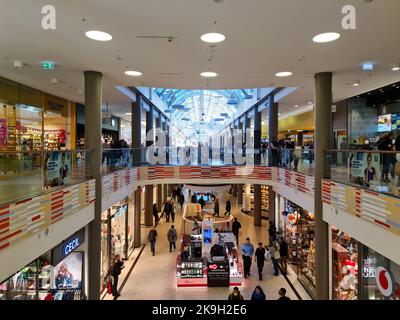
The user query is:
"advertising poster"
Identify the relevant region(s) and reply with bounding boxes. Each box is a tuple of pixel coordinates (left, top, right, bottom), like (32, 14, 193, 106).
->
(44, 151, 71, 187)
(52, 252, 83, 290)
(349, 152, 381, 186)
(378, 114, 392, 132)
(0, 118, 6, 148)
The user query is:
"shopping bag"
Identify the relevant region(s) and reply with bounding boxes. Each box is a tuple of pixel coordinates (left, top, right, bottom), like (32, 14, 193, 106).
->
(274, 251, 281, 260)
(265, 250, 271, 261)
(107, 277, 112, 294)
(395, 162, 400, 176)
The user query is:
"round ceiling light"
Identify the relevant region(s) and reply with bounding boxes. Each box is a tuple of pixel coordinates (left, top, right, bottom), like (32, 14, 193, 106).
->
(392, 63, 400, 71)
(275, 71, 293, 77)
(313, 32, 341, 43)
(85, 30, 112, 41)
(294, 105, 299, 108)
(200, 72, 218, 78)
(200, 33, 226, 43)
(125, 70, 143, 77)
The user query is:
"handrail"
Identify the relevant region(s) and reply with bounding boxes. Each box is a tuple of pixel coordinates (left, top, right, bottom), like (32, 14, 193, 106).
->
(0, 149, 94, 154)
(325, 149, 399, 154)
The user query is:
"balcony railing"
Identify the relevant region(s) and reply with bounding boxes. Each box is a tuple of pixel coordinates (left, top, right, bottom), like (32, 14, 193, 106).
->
(101, 147, 315, 175)
(325, 149, 400, 198)
(0, 150, 93, 205)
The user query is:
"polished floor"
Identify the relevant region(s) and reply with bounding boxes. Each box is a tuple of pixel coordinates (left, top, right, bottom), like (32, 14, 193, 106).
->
(116, 192, 311, 300)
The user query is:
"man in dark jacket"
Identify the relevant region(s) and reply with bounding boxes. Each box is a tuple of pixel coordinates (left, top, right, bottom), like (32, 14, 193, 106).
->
(110, 254, 124, 297)
(232, 218, 241, 244)
(167, 225, 178, 252)
(163, 201, 172, 222)
(254, 242, 266, 280)
(152, 203, 159, 226)
(148, 227, 158, 256)
(279, 239, 289, 275)
(225, 199, 231, 216)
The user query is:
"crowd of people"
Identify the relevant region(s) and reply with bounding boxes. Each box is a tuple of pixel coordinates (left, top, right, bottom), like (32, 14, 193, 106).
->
(102, 138, 131, 167)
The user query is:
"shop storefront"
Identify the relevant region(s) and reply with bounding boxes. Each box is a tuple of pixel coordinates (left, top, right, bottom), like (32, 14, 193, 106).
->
(101, 198, 133, 292)
(279, 200, 316, 298)
(176, 203, 243, 287)
(331, 227, 359, 300)
(330, 226, 400, 300)
(0, 228, 86, 300)
(0, 77, 75, 152)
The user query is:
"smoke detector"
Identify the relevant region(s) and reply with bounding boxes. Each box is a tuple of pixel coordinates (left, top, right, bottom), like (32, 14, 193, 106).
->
(13, 60, 24, 69)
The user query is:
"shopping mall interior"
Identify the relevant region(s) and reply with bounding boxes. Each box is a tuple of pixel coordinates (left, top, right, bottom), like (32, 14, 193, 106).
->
(0, 0, 399, 302)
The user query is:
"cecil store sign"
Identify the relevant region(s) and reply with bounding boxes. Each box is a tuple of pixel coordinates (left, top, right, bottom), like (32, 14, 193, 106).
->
(52, 229, 85, 265)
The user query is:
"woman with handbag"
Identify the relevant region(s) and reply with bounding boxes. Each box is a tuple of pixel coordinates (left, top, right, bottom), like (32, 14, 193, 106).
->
(269, 241, 281, 276)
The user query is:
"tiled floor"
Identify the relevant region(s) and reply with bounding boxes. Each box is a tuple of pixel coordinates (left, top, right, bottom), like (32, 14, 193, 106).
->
(117, 192, 311, 300)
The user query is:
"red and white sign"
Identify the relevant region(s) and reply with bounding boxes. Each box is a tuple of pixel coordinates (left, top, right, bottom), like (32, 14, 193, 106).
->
(376, 267, 395, 297)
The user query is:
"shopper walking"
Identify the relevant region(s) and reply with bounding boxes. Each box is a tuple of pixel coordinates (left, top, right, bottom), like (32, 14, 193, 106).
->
(277, 288, 291, 301)
(228, 287, 244, 301)
(242, 238, 254, 278)
(251, 285, 266, 301)
(167, 225, 178, 252)
(395, 135, 400, 189)
(269, 241, 281, 276)
(170, 201, 176, 223)
(148, 227, 158, 256)
(152, 203, 159, 226)
(198, 196, 206, 209)
(109, 254, 124, 297)
(232, 218, 242, 244)
(377, 132, 394, 183)
(178, 193, 185, 211)
(268, 222, 277, 244)
(254, 242, 266, 281)
(225, 199, 231, 216)
(213, 198, 220, 217)
(279, 239, 289, 275)
(163, 200, 172, 223)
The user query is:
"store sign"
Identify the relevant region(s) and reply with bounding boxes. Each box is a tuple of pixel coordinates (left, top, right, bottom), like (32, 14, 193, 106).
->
(113, 204, 128, 219)
(376, 267, 395, 297)
(41, 61, 56, 70)
(207, 261, 230, 287)
(52, 228, 85, 266)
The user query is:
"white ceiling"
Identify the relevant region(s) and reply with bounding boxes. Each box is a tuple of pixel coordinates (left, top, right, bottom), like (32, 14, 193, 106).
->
(0, 0, 400, 121)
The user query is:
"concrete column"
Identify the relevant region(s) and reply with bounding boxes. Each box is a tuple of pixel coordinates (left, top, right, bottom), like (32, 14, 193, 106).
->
(146, 107, 154, 147)
(243, 184, 251, 212)
(254, 106, 262, 164)
(237, 184, 243, 205)
(232, 184, 238, 197)
(253, 184, 262, 226)
(134, 188, 141, 248)
(297, 131, 304, 147)
(164, 183, 168, 201)
(268, 95, 278, 165)
(268, 186, 276, 225)
(157, 184, 162, 211)
(84, 71, 102, 300)
(131, 95, 142, 165)
(145, 184, 154, 226)
(314, 72, 332, 300)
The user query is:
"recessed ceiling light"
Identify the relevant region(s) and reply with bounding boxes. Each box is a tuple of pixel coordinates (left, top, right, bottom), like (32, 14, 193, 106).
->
(275, 71, 293, 77)
(200, 72, 218, 78)
(125, 70, 143, 76)
(352, 81, 360, 87)
(313, 32, 341, 43)
(362, 63, 374, 71)
(294, 105, 299, 108)
(85, 30, 112, 41)
(278, 113, 281, 116)
(200, 33, 226, 43)
(392, 63, 400, 71)
(125, 112, 132, 115)
(308, 101, 313, 105)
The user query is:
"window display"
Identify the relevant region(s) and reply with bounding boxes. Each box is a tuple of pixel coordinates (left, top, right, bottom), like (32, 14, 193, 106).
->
(283, 201, 316, 298)
(331, 227, 358, 300)
(361, 247, 400, 300)
(0, 238, 84, 300)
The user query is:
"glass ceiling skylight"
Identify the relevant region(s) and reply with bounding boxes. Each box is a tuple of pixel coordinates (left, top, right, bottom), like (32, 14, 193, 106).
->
(154, 88, 255, 124)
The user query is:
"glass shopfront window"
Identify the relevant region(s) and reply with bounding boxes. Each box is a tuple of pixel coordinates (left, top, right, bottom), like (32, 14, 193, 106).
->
(282, 200, 316, 298)
(0, 229, 85, 300)
(361, 247, 400, 300)
(331, 227, 359, 300)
